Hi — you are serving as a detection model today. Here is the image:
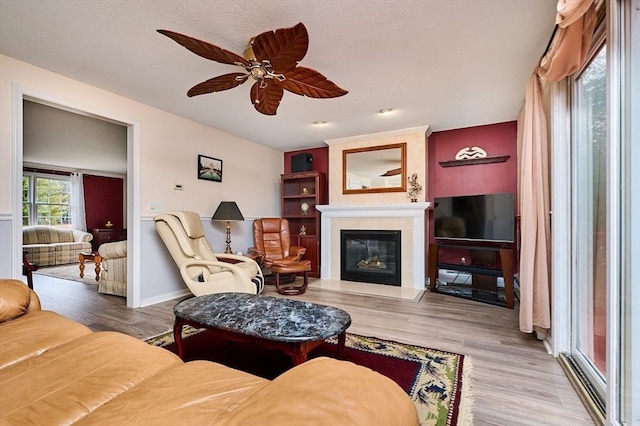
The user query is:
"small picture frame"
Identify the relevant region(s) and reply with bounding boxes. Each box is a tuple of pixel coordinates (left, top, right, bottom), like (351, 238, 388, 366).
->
(197, 155, 223, 182)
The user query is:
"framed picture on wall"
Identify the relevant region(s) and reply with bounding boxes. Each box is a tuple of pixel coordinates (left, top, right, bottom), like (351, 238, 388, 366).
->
(197, 154, 223, 182)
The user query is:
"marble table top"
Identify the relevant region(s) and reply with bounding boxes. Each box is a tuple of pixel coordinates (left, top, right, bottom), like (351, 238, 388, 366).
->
(174, 293, 351, 343)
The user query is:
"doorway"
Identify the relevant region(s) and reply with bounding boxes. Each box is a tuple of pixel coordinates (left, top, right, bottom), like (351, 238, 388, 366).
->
(11, 87, 141, 307)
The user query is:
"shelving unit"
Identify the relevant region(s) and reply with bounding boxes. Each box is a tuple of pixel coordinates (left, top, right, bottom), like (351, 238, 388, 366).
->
(281, 172, 327, 277)
(428, 242, 515, 308)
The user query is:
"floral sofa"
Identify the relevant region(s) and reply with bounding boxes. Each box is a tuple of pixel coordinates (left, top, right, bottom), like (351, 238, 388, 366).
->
(23, 225, 93, 266)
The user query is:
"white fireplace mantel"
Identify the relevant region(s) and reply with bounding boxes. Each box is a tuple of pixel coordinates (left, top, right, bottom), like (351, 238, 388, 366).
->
(316, 203, 430, 289)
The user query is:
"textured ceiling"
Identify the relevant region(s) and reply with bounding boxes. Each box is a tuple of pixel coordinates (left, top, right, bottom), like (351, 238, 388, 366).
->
(0, 0, 556, 152)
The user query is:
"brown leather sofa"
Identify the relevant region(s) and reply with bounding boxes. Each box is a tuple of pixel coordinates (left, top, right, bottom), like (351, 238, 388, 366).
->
(0, 279, 419, 425)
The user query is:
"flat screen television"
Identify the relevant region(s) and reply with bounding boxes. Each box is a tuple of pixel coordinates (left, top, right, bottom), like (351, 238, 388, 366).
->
(434, 193, 515, 243)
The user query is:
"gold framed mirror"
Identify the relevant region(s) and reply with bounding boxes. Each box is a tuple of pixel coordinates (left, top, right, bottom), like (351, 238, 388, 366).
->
(342, 142, 407, 194)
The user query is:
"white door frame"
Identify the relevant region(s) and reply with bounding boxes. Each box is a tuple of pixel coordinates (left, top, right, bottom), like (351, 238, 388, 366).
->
(11, 83, 142, 308)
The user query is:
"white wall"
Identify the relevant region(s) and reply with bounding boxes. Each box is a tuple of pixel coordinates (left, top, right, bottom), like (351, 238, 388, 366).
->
(0, 54, 283, 305)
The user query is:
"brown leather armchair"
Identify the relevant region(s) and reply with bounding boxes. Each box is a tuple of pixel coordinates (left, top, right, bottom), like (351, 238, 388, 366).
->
(247, 218, 306, 268)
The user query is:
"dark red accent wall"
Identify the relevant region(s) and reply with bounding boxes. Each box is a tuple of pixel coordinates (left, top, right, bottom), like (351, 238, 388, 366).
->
(427, 121, 518, 246)
(283, 147, 329, 175)
(83, 175, 124, 230)
(428, 121, 517, 199)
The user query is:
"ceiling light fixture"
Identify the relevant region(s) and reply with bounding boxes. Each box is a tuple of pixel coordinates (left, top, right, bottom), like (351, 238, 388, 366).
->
(379, 108, 394, 114)
(313, 120, 327, 126)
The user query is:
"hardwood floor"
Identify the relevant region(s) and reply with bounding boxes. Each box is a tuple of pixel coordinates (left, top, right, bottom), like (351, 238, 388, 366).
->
(29, 274, 593, 425)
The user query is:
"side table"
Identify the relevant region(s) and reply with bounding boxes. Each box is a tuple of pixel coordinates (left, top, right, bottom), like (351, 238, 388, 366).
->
(79, 252, 102, 281)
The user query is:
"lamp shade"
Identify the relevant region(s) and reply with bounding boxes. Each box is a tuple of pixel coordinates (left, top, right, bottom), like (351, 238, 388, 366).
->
(212, 201, 244, 221)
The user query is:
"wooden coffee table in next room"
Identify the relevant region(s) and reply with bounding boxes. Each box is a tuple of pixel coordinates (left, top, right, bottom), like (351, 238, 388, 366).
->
(173, 293, 352, 366)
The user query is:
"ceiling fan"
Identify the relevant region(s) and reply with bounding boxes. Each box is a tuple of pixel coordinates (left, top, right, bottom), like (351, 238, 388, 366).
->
(157, 22, 348, 115)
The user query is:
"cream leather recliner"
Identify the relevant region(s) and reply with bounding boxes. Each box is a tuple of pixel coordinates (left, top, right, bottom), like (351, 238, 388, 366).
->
(154, 211, 264, 296)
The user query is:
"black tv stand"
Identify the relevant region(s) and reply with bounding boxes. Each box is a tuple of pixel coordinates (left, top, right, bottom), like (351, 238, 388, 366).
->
(428, 242, 515, 309)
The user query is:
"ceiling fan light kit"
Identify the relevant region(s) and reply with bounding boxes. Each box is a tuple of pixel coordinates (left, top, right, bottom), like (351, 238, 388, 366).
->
(158, 23, 348, 115)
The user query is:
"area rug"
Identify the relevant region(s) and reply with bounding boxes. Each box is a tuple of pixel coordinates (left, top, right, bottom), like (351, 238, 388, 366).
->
(145, 327, 473, 426)
(33, 263, 99, 286)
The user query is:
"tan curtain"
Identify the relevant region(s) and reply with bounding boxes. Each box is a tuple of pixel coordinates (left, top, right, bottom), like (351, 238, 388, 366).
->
(539, 0, 597, 82)
(518, 0, 596, 334)
(518, 73, 551, 333)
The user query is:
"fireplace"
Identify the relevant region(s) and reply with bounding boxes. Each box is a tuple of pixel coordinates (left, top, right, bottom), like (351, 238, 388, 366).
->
(341, 230, 401, 286)
(317, 203, 429, 290)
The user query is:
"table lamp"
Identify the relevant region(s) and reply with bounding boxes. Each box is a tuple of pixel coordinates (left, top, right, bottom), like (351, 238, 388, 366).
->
(212, 201, 244, 254)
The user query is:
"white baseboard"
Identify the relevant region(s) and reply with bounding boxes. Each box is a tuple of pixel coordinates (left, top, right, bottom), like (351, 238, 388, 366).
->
(140, 289, 191, 307)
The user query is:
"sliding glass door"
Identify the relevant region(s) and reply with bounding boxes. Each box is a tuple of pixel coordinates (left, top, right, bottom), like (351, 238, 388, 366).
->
(571, 42, 607, 400)
(560, 2, 639, 422)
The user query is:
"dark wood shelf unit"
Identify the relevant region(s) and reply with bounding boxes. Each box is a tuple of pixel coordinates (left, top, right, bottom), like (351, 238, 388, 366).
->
(428, 242, 515, 309)
(281, 172, 327, 277)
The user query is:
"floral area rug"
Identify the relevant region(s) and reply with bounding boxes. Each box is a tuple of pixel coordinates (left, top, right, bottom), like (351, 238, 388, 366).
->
(145, 327, 473, 425)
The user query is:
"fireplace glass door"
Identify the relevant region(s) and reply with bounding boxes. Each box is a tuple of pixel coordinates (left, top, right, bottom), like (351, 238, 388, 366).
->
(340, 230, 401, 286)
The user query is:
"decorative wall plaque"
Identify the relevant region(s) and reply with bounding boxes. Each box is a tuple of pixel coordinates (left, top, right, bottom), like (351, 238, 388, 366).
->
(440, 146, 510, 168)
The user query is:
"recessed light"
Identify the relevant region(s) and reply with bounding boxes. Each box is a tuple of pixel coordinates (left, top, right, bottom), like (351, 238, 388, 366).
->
(379, 108, 394, 114)
(313, 120, 327, 126)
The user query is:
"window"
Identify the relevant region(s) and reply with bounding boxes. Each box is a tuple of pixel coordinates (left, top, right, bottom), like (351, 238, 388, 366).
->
(570, 39, 608, 406)
(22, 173, 72, 228)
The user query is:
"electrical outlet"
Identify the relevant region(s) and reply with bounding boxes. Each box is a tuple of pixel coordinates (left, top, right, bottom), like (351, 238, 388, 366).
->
(149, 202, 162, 213)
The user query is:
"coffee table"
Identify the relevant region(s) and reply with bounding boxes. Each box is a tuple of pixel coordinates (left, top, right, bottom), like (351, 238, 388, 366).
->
(173, 293, 352, 366)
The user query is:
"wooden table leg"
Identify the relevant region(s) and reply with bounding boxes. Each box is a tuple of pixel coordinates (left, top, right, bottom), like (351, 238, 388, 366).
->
(94, 255, 101, 282)
(173, 318, 187, 359)
(79, 253, 87, 278)
(23, 252, 35, 290)
(291, 343, 309, 366)
(336, 331, 347, 359)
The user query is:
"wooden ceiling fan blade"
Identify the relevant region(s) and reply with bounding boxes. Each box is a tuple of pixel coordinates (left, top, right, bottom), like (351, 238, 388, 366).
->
(157, 29, 249, 66)
(278, 67, 348, 98)
(252, 22, 309, 72)
(187, 73, 249, 97)
(250, 81, 284, 115)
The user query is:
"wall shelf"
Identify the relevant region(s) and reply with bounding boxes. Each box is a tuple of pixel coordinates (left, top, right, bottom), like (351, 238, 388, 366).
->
(439, 155, 510, 168)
